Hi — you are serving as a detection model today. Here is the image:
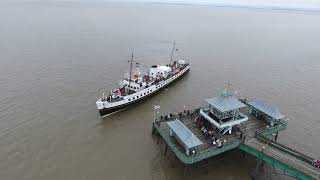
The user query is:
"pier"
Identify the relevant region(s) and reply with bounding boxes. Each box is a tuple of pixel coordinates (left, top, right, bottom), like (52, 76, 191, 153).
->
(151, 91, 320, 179)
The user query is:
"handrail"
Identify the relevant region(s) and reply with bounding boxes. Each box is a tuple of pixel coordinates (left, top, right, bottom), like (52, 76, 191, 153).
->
(154, 123, 240, 164)
(256, 120, 287, 137)
(255, 133, 314, 164)
(239, 144, 313, 180)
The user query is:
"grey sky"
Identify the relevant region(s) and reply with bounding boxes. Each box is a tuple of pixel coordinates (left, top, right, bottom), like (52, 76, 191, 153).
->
(105, 0, 320, 12)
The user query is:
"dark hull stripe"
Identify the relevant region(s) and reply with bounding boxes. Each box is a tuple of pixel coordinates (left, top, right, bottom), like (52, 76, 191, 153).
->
(99, 67, 190, 117)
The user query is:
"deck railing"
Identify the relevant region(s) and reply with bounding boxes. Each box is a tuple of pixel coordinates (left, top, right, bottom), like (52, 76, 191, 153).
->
(153, 122, 240, 164)
(256, 119, 288, 137)
(154, 107, 289, 165)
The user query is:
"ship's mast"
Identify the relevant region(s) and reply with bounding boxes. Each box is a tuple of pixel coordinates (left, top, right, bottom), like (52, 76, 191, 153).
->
(128, 53, 134, 89)
(170, 41, 176, 65)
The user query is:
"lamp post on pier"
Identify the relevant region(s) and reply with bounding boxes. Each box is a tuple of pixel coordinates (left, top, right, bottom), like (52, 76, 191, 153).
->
(154, 105, 160, 123)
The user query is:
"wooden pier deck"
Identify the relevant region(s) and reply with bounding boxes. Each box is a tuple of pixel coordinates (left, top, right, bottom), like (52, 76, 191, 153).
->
(152, 107, 282, 164)
(153, 111, 241, 164)
(152, 107, 320, 179)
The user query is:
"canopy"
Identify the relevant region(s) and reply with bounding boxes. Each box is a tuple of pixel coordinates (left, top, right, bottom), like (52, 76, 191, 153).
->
(248, 100, 285, 120)
(167, 119, 203, 149)
(206, 90, 246, 112)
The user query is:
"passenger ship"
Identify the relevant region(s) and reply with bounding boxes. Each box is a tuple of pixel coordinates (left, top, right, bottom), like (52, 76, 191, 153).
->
(96, 46, 190, 117)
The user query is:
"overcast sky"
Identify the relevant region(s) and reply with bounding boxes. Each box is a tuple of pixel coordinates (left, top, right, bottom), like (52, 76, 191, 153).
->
(107, 0, 320, 10)
(103, 0, 320, 12)
(120, 0, 320, 5)
(4, 0, 320, 11)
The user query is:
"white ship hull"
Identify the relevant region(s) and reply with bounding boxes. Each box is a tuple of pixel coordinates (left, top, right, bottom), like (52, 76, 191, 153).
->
(96, 65, 190, 117)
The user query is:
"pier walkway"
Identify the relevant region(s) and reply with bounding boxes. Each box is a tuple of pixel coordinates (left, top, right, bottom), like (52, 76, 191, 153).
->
(240, 135, 320, 180)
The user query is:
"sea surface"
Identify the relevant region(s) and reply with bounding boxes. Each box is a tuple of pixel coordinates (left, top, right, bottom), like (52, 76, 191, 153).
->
(0, 1, 320, 180)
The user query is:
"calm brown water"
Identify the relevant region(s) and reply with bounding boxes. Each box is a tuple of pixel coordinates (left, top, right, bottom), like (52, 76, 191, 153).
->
(0, 1, 320, 180)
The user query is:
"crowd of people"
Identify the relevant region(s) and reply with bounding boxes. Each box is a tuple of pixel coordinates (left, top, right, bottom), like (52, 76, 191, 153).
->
(194, 116, 224, 148)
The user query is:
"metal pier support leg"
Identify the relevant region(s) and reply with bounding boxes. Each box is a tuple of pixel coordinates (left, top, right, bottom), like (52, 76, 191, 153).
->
(152, 123, 155, 135)
(184, 165, 189, 176)
(164, 144, 168, 156)
(275, 132, 279, 142)
(242, 151, 247, 159)
(204, 159, 209, 174)
(252, 160, 263, 179)
(157, 133, 160, 144)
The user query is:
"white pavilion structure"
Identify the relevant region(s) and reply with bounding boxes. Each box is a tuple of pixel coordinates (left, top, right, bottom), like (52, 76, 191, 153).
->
(199, 89, 248, 135)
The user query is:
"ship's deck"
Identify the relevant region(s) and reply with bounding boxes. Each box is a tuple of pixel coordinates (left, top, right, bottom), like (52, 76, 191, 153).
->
(102, 64, 190, 103)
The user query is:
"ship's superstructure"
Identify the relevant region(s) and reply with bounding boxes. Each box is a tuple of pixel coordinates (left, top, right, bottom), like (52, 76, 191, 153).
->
(96, 44, 190, 117)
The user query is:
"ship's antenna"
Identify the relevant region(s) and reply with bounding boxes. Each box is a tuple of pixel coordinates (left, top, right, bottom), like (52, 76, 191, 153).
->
(227, 82, 232, 91)
(170, 41, 176, 65)
(128, 53, 134, 90)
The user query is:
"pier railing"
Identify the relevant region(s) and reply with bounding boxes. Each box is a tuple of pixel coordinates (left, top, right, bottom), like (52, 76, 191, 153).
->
(153, 107, 320, 179)
(238, 144, 313, 180)
(153, 122, 241, 164)
(256, 119, 288, 137)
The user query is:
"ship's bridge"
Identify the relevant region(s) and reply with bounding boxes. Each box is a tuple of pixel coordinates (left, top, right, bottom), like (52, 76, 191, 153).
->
(200, 90, 248, 135)
(150, 65, 172, 79)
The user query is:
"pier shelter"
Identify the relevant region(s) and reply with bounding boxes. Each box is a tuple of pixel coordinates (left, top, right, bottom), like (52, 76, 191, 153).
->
(167, 119, 203, 156)
(200, 90, 248, 135)
(248, 100, 285, 126)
